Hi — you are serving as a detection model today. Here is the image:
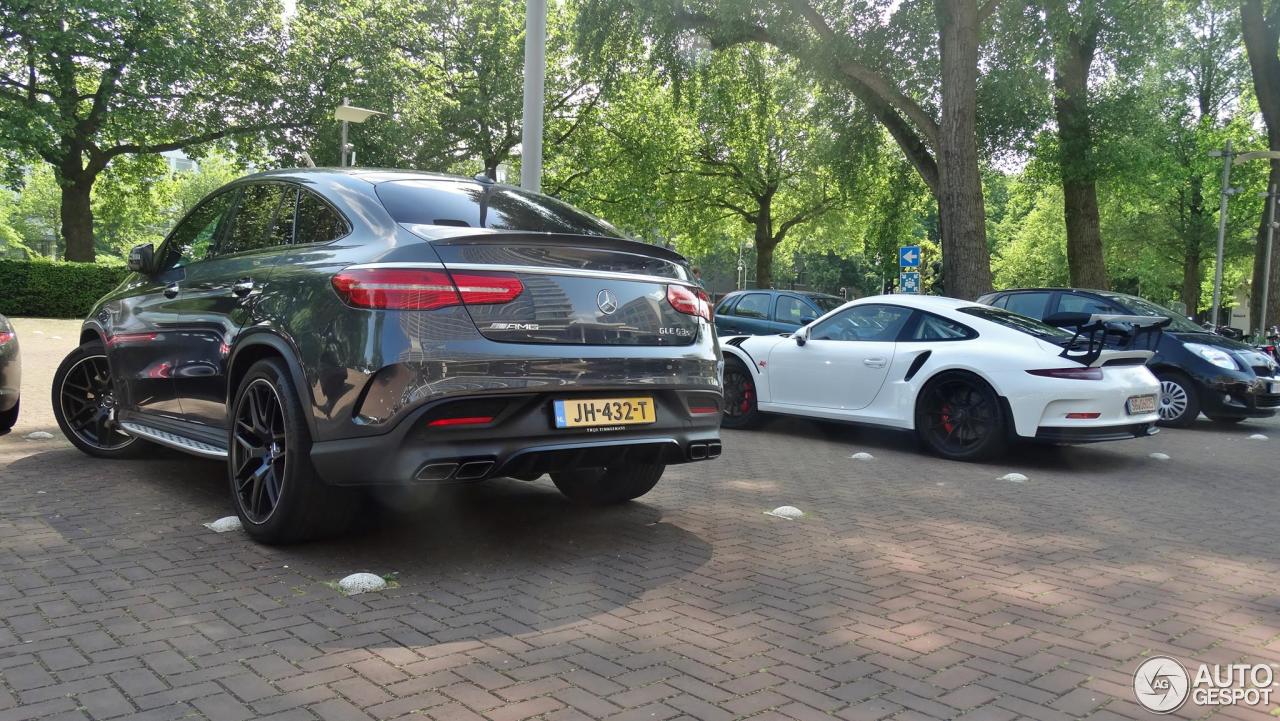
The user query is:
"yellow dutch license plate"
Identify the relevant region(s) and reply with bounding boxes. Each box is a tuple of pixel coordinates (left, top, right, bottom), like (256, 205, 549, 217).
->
(553, 397, 656, 429)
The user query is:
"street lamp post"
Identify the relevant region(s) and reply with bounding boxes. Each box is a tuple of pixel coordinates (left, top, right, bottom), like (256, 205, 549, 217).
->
(1209, 141, 1233, 329)
(1263, 185, 1278, 336)
(521, 0, 547, 192)
(333, 101, 385, 167)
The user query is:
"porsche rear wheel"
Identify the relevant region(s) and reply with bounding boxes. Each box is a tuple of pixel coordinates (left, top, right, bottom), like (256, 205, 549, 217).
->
(915, 372, 1008, 461)
(721, 357, 762, 429)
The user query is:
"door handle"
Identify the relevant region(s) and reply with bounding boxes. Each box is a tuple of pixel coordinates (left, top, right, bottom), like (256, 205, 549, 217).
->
(863, 358, 887, 368)
(232, 278, 254, 297)
(163, 283, 179, 299)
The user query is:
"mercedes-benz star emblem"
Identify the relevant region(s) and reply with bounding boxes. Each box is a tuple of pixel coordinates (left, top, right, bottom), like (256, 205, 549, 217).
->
(596, 289, 619, 315)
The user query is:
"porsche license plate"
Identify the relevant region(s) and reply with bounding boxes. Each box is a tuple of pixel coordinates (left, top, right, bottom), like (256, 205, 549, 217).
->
(553, 397, 656, 429)
(1126, 394, 1157, 415)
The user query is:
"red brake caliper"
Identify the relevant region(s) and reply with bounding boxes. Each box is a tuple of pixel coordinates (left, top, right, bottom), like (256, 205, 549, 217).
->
(741, 379, 755, 413)
(940, 403, 954, 434)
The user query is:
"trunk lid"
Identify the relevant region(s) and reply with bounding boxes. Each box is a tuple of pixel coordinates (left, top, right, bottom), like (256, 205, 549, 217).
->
(404, 227, 702, 346)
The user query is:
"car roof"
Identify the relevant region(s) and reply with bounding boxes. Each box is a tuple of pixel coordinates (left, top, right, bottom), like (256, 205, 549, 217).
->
(722, 289, 842, 299)
(241, 167, 504, 186)
(988, 287, 1109, 295)
(852, 294, 980, 312)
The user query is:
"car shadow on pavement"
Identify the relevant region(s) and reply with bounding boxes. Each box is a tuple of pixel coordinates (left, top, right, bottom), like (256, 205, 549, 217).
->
(3, 448, 714, 647)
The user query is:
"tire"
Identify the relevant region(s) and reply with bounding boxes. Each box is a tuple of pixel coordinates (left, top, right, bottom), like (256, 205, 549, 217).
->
(550, 463, 665, 505)
(721, 356, 763, 429)
(1206, 414, 1246, 424)
(0, 399, 16, 433)
(914, 371, 1009, 461)
(52, 341, 145, 458)
(1155, 371, 1200, 428)
(229, 358, 361, 544)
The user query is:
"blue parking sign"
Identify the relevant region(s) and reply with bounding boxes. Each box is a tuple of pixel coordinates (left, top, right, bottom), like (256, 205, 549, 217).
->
(899, 271, 920, 294)
(899, 245, 921, 268)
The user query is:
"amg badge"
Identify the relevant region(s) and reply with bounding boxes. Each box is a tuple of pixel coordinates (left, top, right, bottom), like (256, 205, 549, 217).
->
(488, 322, 540, 331)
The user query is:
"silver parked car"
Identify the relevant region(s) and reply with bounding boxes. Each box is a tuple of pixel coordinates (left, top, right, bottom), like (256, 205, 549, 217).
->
(0, 314, 18, 433)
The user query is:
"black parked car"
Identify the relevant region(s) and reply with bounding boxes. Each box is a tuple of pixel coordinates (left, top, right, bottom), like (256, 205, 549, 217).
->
(714, 289, 845, 336)
(52, 169, 723, 543)
(978, 288, 1280, 426)
(0, 314, 18, 433)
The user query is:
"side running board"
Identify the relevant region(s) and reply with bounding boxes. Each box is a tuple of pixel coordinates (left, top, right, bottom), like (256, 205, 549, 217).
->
(119, 421, 227, 459)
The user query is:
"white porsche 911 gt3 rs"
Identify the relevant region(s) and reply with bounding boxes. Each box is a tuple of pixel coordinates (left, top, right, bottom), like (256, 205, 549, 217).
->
(718, 295, 1162, 460)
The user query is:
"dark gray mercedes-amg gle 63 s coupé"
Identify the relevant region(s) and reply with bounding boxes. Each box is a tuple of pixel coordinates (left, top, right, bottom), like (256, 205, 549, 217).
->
(52, 169, 723, 543)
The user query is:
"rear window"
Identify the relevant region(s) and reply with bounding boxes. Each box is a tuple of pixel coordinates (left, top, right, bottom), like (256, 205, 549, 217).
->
(376, 180, 623, 237)
(959, 306, 1072, 342)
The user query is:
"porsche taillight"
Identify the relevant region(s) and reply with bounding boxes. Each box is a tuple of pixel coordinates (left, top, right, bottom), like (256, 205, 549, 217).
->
(331, 268, 523, 310)
(1026, 367, 1104, 380)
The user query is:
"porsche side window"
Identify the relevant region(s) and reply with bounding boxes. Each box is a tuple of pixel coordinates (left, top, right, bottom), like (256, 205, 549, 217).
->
(810, 304, 911, 342)
(909, 313, 975, 341)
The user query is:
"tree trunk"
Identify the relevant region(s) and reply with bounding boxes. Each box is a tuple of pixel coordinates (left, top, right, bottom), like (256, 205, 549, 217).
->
(1181, 243, 1201, 317)
(934, 0, 992, 300)
(60, 179, 95, 263)
(755, 197, 776, 290)
(1048, 14, 1108, 290)
(1241, 0, 1280, 333)
(1251, 160, 1280, 332)
(1181, 176, 1205, 316)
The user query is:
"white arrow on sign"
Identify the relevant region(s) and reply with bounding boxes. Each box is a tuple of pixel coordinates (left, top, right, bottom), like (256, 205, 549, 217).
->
(902, 249, 918, 263)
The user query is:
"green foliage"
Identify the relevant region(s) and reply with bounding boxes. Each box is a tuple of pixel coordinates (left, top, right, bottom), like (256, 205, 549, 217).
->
(0, 259, 128, 318)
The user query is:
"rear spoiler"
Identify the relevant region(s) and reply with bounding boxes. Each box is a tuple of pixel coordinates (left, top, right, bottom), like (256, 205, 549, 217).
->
(1046, 312, 1170, 366)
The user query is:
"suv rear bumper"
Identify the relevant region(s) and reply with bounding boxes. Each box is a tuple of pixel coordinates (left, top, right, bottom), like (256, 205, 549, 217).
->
(310, 389, 722, 485)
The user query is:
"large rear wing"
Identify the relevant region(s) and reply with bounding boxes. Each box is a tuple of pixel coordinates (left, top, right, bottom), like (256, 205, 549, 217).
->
(1045, 312, 1170, 367)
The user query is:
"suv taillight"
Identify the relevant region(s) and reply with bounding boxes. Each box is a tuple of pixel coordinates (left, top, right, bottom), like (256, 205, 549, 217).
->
(331, 268, 523, 310)
(667, 284, 711, 321)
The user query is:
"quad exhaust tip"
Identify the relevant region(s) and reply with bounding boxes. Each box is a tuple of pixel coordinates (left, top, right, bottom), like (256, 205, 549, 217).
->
(687, 441, 721, 461)
(414, 459, 495, 482)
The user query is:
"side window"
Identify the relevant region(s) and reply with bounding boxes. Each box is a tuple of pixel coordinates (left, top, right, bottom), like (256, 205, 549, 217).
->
(1003, 292, 1051, 320)
(731, 293, 770, 319)
(221, 184, 286, 256)
(774, 296, 810, 325)
(908, 312, 976, 341)
(294, 189, 348, 244)
(1057, 294, 1120, 316)
(157, 191, 236, 270)
(269, 188, 298, 247)
(810, 304, 912, 342)
(715, 296, 738, 316)
(988, 295, 1009, 309)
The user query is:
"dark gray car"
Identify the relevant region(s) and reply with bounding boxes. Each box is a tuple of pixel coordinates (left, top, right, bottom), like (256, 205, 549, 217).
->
(51, 169, 723, 543)
(0, 313, 18, 433)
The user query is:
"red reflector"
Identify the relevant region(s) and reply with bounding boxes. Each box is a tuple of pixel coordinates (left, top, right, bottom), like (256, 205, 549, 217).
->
(667, 284, 711, 321)
(451, 272, 523, 305)
(427, 416, 494, 427)
(0, 331, 13, 346)
(332, 268, 460, 310)
(1027, 367, 1103, 380)
(1065, 412, 1101, 419)
(689, 406, 718, 415)
(106, 332, 158, 348)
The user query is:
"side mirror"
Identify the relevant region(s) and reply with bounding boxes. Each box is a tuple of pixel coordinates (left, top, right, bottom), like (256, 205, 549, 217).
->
(795, 328, 808, 347)
(127, 243, 155, 274)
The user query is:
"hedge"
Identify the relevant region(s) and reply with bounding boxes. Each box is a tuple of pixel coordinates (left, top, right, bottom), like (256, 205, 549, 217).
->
(0, 259, 130, 318)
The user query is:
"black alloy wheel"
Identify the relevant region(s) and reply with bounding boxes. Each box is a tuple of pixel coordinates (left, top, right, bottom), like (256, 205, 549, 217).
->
(916, 373, 1007, 461)
(721, 358, 761, 429)
(231, 378, 287, 524)
(57, 352, 135, 452)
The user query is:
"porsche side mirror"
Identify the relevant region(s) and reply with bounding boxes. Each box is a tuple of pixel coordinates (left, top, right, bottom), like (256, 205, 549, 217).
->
(127, 243, 155, 274)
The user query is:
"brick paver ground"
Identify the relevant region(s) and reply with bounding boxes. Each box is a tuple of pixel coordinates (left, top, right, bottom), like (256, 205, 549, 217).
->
(1, 317, 1277, 720)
